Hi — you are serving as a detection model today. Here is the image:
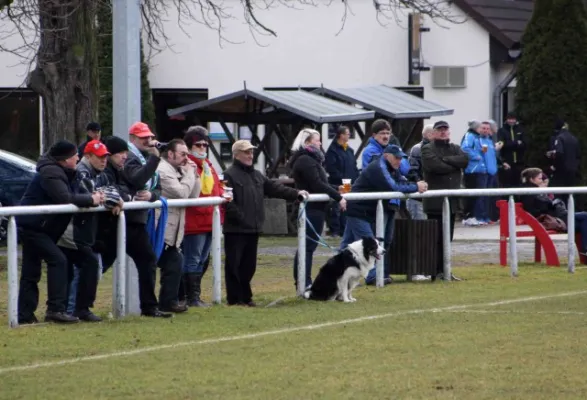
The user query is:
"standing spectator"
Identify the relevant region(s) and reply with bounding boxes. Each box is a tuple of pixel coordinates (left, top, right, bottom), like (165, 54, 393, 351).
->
(156, 139, 200, 313)
(407, 124, 433, 220)
(59, 140, 123, 321)
(343, 145, 428, 285)
(421, 121, 469, 281)
(361, 119, 399, 169)
(17, 140, 102, 324)
(497, 112, 526, 188)
(78, 122, 102, 159)
(183, 128, 224, 307)
(98, 123, 172, 318)
(547, 118, 581, 204)
(325, 125, 358, 237)
(479, 121, 499, 224)
(289, 128, 346, 290)
(223, 140, 306, 306)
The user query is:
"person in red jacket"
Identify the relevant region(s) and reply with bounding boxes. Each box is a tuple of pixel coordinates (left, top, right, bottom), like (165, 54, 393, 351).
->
(182, 127, 224, 307)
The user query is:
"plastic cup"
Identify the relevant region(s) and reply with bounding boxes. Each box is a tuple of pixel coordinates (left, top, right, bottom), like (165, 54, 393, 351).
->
(342, 179, 352, 193)
(481, 144, 488, 153)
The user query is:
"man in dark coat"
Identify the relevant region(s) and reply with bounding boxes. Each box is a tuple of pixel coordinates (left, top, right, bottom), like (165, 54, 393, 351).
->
(496, 112, 526, 188)
(547, 118, 581, 204)
(78, 122, 102, 159)
(223, 140, 307, 306)
(325, 125, 358, 237)
(421, 121, 469, 281)
(17, 140, 102, 324)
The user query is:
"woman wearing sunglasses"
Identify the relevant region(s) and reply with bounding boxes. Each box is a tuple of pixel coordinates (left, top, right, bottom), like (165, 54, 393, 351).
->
(181, 126, 226, 307)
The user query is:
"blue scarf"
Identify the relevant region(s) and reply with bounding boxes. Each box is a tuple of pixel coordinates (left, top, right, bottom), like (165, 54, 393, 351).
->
(127, 142, 159, 190)
(146, 197, 168, 260)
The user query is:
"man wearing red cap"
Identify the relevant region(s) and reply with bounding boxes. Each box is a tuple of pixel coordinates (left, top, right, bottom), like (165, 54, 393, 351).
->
(58, 140, 123, 322)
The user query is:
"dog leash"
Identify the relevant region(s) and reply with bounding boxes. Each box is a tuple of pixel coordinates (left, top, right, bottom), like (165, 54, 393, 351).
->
(297, 201, 340, 252)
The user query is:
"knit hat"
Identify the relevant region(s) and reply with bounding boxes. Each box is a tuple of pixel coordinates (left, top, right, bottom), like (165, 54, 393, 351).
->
(554, 118, 566, 131)
(102, 186, 122, 210)
(49, 140, 78, 161)
(184, 129, 208, 149)
(468, 119, 481, 131)
(104, 136, 129, 155)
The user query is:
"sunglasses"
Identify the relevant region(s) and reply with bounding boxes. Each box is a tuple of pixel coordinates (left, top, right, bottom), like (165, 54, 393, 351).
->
(195, 143, 208, 148)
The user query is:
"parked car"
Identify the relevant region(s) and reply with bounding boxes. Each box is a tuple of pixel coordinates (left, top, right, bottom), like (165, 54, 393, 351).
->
(0, 149, 36, 243)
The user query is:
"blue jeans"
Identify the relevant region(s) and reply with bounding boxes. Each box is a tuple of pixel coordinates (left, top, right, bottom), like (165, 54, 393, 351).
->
(575, 212, 587, 253)
(406, 199, 427, 220)
(182, 233, 212, 275)
(294, 208, 326, 288)
(66, 253, 102, 315)
(473, 173, 490, 222)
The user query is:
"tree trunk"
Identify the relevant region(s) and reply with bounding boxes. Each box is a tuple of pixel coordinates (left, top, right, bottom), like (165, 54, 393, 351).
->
(27, 0, 99, 150)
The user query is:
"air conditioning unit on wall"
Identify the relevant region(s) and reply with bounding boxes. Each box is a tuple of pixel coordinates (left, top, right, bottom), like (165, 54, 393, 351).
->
(431, 66, 467, 88)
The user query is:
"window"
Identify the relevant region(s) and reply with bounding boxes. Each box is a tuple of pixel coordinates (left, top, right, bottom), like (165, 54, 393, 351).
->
(0, 90, 40, 159)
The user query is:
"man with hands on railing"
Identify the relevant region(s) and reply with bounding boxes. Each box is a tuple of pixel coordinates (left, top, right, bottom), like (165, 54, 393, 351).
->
(421, 120, 470, 281)
(342, 144, 428, 285)
(16, 140, 103, 325)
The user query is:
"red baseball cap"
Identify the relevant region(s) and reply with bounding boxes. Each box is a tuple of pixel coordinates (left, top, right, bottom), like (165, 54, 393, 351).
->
(84, 140, 110, 157)
(129, 122, 155, 138)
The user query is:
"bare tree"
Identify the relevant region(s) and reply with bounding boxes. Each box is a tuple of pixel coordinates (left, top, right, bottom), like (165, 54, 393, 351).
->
(0, 0, 461, 149)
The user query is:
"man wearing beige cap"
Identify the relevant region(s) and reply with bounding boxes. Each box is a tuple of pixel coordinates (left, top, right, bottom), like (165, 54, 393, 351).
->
(223, 140, 308, 306)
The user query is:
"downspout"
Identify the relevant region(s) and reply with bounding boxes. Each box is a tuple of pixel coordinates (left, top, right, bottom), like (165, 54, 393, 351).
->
(492, 63, 517, 123)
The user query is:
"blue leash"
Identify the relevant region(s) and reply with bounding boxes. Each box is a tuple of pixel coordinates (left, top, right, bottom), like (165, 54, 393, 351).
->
(298, 201, 340, 252)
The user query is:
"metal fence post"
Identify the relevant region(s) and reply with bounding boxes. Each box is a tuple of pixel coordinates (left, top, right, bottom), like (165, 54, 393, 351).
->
(7, 216, 18, 328)
(442, 197, 452, 281)
(212, 205, 222, 304)
(113, 211, 127, 318)
(297, 202, 307, 296)
(507, 195, 518, 277)
(375, 200, 385, 288)
(567, 194, 576, 273)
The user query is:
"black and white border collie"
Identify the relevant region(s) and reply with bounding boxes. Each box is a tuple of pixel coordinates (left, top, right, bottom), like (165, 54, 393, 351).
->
(303, 237, 386, 303)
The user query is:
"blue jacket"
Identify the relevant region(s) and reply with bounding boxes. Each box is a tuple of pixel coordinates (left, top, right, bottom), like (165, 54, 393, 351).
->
(461, 130, 497, 175)
(361, 137, 411, 175)
(325, 141, 359, 185)
(346, 156, 418, 223)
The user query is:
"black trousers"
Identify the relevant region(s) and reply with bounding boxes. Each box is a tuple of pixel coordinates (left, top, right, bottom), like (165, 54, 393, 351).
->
(499, 163, 524, 188)
(224, 233, 259, 305)
(157, 246, 183, 308)
(18, 229, 69, 320)
(60, 246, 99, 312)
(98, 223, 159, 311)
(426, 213, 456, 275)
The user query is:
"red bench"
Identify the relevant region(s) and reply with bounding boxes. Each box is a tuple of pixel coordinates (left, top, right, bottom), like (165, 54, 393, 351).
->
(496, 200, 586, 266)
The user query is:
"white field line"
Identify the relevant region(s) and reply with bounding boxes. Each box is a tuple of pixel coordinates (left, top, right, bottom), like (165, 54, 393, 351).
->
(442, 309, 587, 316)
(1, 290, 586, 375)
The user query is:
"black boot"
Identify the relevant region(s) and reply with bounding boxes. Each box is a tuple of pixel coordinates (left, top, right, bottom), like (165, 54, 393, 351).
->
(189, 273, 210, 308)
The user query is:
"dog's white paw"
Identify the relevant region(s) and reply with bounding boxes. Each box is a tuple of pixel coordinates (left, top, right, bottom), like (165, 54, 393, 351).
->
(349, 297, 357, 302)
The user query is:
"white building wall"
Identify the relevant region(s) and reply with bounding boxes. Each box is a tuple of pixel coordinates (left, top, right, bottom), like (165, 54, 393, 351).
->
(0, 20, 35, 88)
(419, 8, 492, 144)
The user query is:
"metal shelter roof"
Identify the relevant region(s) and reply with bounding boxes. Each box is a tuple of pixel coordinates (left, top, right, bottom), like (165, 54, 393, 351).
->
(318, 85, 454, 119)
(167, 89, 375, 123)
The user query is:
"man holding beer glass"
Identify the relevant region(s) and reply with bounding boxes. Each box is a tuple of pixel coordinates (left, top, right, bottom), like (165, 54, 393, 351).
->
(325, 126, 359, 237)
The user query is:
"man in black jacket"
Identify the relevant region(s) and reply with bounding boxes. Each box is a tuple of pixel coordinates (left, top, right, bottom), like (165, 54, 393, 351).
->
(421, 121, 469, 281)
(496, 112, 526, 188)
(548, 118, 581, 203)
(224, 140, 307, 306)
(97, 125, 172, 318)
(17, 140, 102, 324)
(78, 122, 102, 159)
(59, 140, 123, 322)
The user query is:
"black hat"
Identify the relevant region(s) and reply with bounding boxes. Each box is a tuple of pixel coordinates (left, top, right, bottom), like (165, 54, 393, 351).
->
(86, 122, 101, 132)
(49, 140, 78, 161)
(506, 111, 517, 120)
(554, 118, 566, 131)
(104, 136, 129, 155)
(433, 120, 449, 130)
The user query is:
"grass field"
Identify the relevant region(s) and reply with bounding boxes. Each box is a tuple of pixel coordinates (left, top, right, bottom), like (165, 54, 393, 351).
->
(1, 237, 587, 399)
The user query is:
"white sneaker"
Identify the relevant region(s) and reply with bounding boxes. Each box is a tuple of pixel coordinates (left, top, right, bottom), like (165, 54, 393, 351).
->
(412, 274, 431, 281)
(463, 218, 481, 226)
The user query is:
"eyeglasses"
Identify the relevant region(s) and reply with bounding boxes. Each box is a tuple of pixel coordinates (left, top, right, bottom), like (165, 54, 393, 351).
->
(195, 143, 208, 148)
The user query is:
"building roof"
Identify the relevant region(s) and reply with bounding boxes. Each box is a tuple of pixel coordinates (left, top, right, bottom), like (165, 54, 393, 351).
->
(453, 0, 534, 48)
(167, 89, 374, 123)
(319, 85, 454, 119)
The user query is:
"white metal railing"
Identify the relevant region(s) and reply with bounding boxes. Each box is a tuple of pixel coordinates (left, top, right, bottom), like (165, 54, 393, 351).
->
(3, 186, 587, 327)
(1, 197, 226, 328)
(296, 187, 587, 296)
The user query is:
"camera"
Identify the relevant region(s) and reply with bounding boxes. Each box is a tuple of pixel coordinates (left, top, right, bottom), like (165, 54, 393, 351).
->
(153, 141, 168, 150)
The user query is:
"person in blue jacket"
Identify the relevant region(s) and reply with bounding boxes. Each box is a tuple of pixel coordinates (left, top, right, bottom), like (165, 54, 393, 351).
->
(325, 126, 359, 236)
(461, 121, 498, 225)
(361, 119, 411, 175)
(342, 145, 428, 285)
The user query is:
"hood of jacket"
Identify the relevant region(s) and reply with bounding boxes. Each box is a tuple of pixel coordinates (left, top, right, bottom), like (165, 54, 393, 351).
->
(37, 154, 76, 181)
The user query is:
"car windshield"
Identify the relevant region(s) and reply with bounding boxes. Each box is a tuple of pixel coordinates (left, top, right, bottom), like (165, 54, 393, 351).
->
(0, 149, 36, 170)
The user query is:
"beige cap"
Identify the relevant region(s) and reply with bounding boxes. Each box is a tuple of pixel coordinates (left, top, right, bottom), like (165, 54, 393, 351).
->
(232, 140, 257, 153)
